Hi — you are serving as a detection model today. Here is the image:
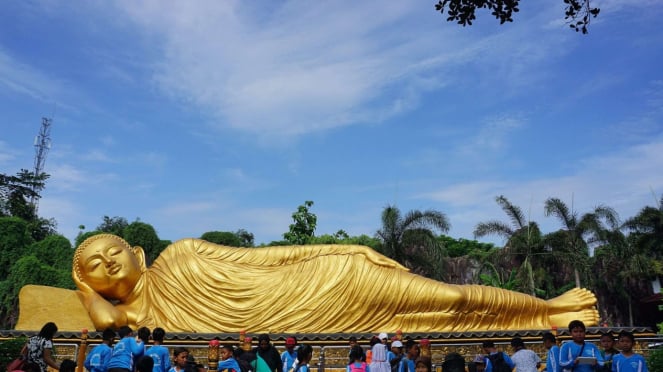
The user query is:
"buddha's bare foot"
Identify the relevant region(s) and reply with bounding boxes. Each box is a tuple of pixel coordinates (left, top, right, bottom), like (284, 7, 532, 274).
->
(549, 308, 600, 329)
(546, 288, 597, 312)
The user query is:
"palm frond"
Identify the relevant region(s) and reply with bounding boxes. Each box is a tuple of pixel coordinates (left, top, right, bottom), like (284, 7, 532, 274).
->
(544, 197, 576, 228)
(473, 221, 513, 240)
(496, 195, 527, 229)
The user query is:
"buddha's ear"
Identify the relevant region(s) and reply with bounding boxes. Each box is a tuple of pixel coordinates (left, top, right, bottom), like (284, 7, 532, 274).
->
(132, 246, 148, 271)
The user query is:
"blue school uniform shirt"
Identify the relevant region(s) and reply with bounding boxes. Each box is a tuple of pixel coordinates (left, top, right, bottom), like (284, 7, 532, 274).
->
(559, 341, 603, 372)
(611, 353, 648, 372)
(546, 345, 561, 372)
(147, 345, 172, 372)
(281, 350, 297, 372)
(218, 358, 241, 372)
(133, 343, 147, 371)
(84, 343, 113, 372)
(398, 357, 414, 372)
(107, 337, 145, 370)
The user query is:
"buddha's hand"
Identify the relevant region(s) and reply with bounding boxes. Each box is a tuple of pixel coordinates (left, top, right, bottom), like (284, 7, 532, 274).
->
(74, 275, 100, 304)
(74, 282, 128, 330)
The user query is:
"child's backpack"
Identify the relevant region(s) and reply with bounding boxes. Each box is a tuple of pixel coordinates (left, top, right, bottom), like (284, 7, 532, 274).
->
(487, 352, 510, 372)
(441, 353, 465, 372)
(348, 362, 367, 372)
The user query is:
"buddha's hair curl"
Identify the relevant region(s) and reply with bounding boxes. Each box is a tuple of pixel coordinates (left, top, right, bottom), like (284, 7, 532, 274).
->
(73, 234, 132, 283)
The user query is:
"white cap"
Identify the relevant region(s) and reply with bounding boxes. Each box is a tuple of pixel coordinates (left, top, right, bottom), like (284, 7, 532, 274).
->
(391, 340, 403, 348)
(378, 332, 388, 340)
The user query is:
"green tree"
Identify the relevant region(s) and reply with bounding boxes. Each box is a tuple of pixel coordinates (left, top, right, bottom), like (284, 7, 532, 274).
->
(307, 232, 382, 250)
(309, 234, 341, 244)
(234, 229, 255, 247)
(123, 221, 166, 263)
(592, 230, 660, 326)
(544, 197, 618, 288)
(622, 194, 663, 259)
(478, 262, 519, 290)
(27, 234, 73, 270)
(0, 170, 55, 241)
(75, 230, 103, 248)
(0, 170, 47, 220)
(0, 337, 27, 370)
(0, 217, 34, 279)
(283, 201, 317, 245)
(0, 255, 73, 328)
(375, 205, 450, 280)
(201, 231, 243, 247)
(474, 195, 543, 295)
(610, 195, 663, 325)
(341, 234, 382, 250)
(434, 0, 600, 34)
(437, 235, 494, 257)
(96, 216, 129, 236)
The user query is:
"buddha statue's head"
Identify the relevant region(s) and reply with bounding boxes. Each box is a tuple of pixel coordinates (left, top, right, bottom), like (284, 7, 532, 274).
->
(73, 234, 146, 299)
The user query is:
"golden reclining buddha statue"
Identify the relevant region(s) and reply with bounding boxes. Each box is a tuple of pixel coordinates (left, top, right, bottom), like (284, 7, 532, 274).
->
(16, 234, 599, 333)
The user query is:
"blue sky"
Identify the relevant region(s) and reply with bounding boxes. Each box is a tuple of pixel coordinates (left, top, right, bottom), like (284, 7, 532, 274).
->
(1, 1, 662, 246)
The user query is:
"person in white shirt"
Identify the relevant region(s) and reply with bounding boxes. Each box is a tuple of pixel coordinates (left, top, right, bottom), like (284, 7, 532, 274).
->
(510, 337, 541, 372)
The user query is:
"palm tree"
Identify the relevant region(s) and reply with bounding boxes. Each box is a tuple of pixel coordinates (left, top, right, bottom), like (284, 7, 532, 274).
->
(544, 197, 618, 288)
(617, 194, 663, 325)
(593, 226, 660, 326)
(622, 194, 663, 258)
(376, 205, 450, 280)
(474, 195, 543, 295)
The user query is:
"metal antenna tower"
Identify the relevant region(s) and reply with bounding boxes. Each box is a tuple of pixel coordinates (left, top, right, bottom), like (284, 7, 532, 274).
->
(30, 117, 53, 212)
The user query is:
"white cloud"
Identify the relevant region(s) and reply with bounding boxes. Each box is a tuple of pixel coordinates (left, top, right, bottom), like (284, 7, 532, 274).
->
(100, 136, 116, 147)
(422, 181, 508, 207)
(151, 199, 290, 242)
(82, 149, 116, 163)
(157, 201, 217, 217)
(418, 136, 663, 241)
(0, 141, 18, 166)
(38, 196, 85, 241)
(0, 48, 80, 112)
(467, 113, 526, 153)
(136, 151, 168, 170)
(111, 1, 490, 139)
(46, 162, 119, 193)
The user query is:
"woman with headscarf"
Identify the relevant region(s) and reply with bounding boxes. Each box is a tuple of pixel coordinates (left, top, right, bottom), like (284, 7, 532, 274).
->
(251, 335, 282, 372)
(369, 336, 390, 372)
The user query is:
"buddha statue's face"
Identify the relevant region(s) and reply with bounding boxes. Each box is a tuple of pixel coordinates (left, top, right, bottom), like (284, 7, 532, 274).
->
(77, 235, 142, 298)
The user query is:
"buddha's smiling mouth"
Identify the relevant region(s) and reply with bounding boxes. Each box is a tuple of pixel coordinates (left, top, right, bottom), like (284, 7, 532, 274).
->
(108, 265, 121, 275)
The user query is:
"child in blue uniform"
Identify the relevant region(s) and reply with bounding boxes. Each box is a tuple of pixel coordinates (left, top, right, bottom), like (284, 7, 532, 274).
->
(559, 320, 603, 372)
(281, 338, 298, 372)
(294, 345, 313, 372)
(147, 328, 171, 372)
(542, 332, 561, 372)
(218, 345, 241, 372)
(107, 326, 145, 372)
(85, 329, 115, 372)
(612, 331, 648, 372)
(168, 348, 189, 372)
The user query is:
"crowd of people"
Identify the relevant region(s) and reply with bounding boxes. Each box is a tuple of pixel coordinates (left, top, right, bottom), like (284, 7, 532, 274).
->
(14, 320, 649, 372)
